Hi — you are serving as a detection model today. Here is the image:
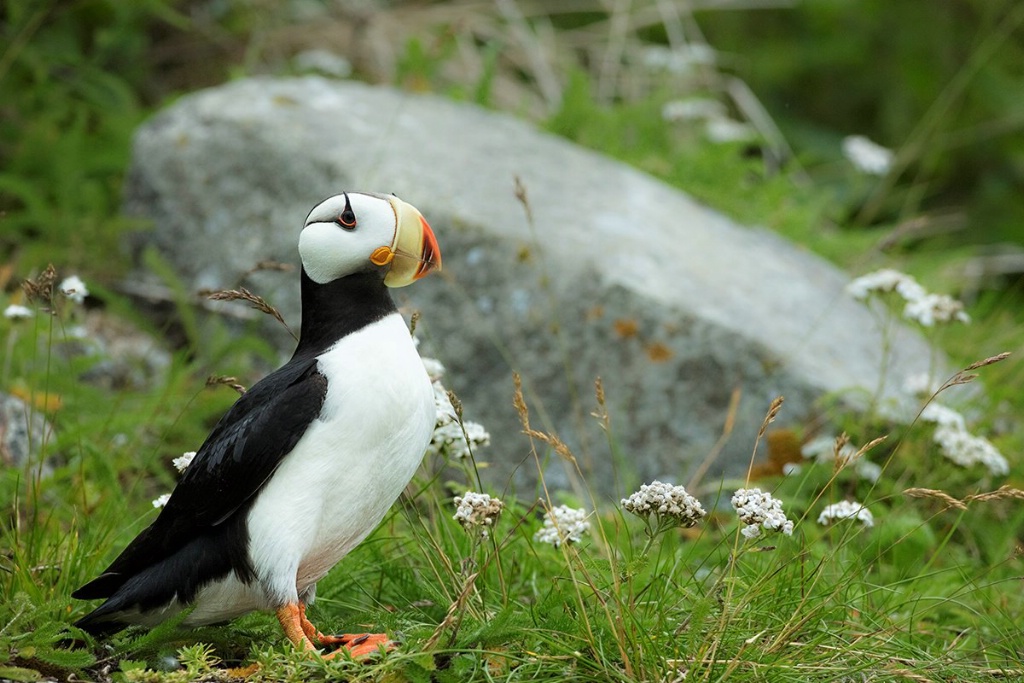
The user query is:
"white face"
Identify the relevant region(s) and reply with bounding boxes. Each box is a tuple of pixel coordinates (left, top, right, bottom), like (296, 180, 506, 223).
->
(299, 192, 400, 284)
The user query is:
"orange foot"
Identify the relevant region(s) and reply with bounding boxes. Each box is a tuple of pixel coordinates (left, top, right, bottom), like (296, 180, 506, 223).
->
(277, 602, 394, 660)
(317, 633, 394, 659)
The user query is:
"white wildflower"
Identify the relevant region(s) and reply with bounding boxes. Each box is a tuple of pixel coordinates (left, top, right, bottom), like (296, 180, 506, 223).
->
(920, 403, 967, 431)
(421, 356, 445, 382)
(621, 480, 706, 528)
(782, 462, 803, 476)
(802, 435, 882, 481)
(817, 500, 874, 528)
(3, 304, 34, 320)
(845, 268, 926, 302)
(801, 435, 858, 465)
(932, 425, 1009, 476)
(800, 435, 835, 463)
(903, 372, 941, 397)
(432, 382, 458, 426)
(731, 488, 794, 540)
(641, 45, 716, 74)
(661, 98, 726, 123)
(842, 135, 894, 176)
(705, 118, 756, 144)
(59, 275, 89, 304)
(921, 402, 1007, 475)
(172, 451, 196, 473)
(903, 293, 970, 327)
(847, 269, 968, 328)
(427, 420, 490, 460)
(856, 459, 883, 483)
(152, 493, 171, 509)
(453, 491, 504, 538)
(534, 504, 590, 548)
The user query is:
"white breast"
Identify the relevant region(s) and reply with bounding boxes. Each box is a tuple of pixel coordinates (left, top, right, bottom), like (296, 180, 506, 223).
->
(188, 313, 434, 619)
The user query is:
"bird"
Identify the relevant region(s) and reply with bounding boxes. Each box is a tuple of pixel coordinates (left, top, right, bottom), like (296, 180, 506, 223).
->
(72, 191, 442, 659)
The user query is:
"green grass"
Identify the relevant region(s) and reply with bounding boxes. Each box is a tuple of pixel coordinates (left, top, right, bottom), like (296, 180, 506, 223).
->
(1, 265, 1023, 682)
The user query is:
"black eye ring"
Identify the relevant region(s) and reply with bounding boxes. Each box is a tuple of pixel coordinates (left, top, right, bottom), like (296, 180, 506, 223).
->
(336, 193, 357, 230)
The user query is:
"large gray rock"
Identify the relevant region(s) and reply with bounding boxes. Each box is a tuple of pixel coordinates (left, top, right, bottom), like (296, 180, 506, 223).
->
(0, 392, 56, 476)
(123, 76, 937, 496)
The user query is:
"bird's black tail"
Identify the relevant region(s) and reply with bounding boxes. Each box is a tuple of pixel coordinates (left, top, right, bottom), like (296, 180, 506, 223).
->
(72, 525, 250, 635)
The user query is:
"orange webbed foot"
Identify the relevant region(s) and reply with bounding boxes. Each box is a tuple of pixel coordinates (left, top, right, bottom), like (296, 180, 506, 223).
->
(319, 633, 395, 659)
(282, 602, 395, 660)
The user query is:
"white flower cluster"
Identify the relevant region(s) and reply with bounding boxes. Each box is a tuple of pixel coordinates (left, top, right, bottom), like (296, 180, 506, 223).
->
(421, 356, 446, 382)
(534, 505, 590, 548)
(432, 381, 458, 425)
(731, 488, 794, 540)
(920, 403, 1008, 476)
(842, 135, 894, 176)
(173, 451, 196, 473)
(428, 420, 491, 460)
(704, 118, 756, 144)
(152, 451, 200, 508)
(846, 268, 970, 327)
(801, 435, 856, 465)
(621, 480, 706, 528)
(661, 94, 755, 143)
(843, 266, 925, 301)
(800, 436, 881, 482)
(661, 98, 725, 122)
(642, 44, 716, 74)
(855, 460, 882, 483)
(453, 491, 504, 538)
(3, 304, 34, 320)
(817, 500, 874, 528)
(59, 275, 89, 304)
(421, 353, 490, 460)
(846, 268, 925, 301)
(903, 293, 970, 327)
(920, 403, 966, 430)
(903, 372, 941, 398)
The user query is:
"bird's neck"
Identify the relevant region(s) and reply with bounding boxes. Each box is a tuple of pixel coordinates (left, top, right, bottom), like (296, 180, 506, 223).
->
(293, 269, 397, 358)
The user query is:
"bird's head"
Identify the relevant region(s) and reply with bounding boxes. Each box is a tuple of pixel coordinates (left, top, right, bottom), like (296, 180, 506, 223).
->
(299, 192, 441, 287)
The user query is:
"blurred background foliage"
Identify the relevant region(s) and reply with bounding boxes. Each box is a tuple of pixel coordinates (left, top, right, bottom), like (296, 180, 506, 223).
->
(698, 0, 1024, 244)
(2, 0, 1023, 294)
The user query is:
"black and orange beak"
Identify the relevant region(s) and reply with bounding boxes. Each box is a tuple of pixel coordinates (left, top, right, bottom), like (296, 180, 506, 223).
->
(381, 197, 442, 288)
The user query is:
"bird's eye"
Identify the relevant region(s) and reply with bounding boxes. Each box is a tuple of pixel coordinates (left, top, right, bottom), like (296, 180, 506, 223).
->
(336, 194, 357, 230)
(338, 209, 356, 228)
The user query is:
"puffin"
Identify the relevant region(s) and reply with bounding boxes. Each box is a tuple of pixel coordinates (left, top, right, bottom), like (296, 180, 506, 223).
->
(72, 191, 441, 659)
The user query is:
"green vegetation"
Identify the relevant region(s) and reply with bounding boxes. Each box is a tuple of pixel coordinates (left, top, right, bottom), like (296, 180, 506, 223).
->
(2, 1, 1023, 681)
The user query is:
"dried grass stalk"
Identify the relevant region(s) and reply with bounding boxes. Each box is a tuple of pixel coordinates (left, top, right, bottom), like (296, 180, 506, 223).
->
(512, 372, 530, 431)
(757, 396, 785, 440)
(904, 485, 1024, 510)
(523, 427, 577, 464)
(903, 488, 967, 510)
(206, 375, 247, 395)
(22, 264, 57, 308)
(423, 571, 480, 651)
(964, 352, 1011, 371)
(200, 287, 297, 341)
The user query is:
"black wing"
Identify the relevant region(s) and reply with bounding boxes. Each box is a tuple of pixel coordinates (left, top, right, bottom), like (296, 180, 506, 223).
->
(73, 357, 328, 601)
